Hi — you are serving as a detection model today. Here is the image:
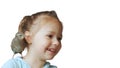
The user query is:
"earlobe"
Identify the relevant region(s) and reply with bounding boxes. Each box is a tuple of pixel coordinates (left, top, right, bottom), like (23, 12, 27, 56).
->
(24, 31, 32, 44)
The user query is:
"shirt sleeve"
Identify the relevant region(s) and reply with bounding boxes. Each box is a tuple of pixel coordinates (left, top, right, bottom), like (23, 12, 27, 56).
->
(2, 59, 18, 68)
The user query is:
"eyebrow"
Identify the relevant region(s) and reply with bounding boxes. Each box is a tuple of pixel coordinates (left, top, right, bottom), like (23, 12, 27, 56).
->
(48, 31, 55, 33)
(48, 31, 62, 37)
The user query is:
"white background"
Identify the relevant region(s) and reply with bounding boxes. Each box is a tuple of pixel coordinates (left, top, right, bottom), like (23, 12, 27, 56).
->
(0, 0, 120, 68)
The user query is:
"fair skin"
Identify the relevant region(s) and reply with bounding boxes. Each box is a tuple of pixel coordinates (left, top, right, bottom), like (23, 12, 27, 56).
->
(23, 15, 62, 68)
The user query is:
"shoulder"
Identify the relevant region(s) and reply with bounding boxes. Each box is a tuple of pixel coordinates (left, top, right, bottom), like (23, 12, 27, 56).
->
(2, 57, 30, 68)
(2, 58, 18, 68)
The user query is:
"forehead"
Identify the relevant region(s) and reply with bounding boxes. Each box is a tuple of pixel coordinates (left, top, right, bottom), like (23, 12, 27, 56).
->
(41, 17, 62, 32)
(31, 15, 63, 35)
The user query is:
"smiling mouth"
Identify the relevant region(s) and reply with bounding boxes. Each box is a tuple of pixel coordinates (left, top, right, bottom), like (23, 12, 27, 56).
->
(47, 48, 57, 54)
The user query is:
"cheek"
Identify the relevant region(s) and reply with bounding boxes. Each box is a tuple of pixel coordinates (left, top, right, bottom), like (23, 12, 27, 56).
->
(57, 44, 62, 53)
(32, 37, 51, 52)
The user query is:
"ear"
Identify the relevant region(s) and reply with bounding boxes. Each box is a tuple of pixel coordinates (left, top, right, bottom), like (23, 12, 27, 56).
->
(24, 31, 32, 44)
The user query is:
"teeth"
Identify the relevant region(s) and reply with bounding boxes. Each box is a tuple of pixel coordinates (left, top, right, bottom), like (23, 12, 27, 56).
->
(50, 49, 55, 52)
(48, 48, 56, 52)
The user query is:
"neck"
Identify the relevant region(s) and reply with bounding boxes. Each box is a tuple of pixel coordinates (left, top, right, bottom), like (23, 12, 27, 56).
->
(23, 51, 46, 68)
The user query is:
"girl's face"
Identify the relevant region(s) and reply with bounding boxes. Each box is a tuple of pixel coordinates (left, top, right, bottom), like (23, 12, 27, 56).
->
(29, 16, 62, 60)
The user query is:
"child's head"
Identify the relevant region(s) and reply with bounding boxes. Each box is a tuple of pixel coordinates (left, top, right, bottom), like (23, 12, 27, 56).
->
(11, 10, 63, 60)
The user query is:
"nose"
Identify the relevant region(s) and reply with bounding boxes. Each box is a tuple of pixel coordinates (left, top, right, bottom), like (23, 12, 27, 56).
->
(52, 38, 60, 46)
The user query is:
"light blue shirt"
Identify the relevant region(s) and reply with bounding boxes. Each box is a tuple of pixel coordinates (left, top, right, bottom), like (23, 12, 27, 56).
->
(2, 57, 57, 68)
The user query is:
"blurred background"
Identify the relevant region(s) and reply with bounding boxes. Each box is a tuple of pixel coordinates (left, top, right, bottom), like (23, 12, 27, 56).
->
(0, 0, 120, 68)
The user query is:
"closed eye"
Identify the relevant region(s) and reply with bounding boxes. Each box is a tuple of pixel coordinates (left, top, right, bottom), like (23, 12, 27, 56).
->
(47, 35, 53, 39)
(57, 37, 62, 41)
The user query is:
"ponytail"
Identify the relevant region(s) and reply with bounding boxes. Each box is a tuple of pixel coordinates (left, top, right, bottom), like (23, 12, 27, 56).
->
(18, 16, 32, 33)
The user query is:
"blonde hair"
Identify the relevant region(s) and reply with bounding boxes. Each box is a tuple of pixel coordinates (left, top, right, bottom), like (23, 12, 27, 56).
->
(11, 10, 62, 56)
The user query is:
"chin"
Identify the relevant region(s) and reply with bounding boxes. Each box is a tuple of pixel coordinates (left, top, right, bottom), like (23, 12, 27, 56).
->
(46, 55, 56, 60)
(45, 50, 59, 60)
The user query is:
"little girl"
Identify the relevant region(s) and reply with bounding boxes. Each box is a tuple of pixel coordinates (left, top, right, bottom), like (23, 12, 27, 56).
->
(2, 10, 63, 68)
